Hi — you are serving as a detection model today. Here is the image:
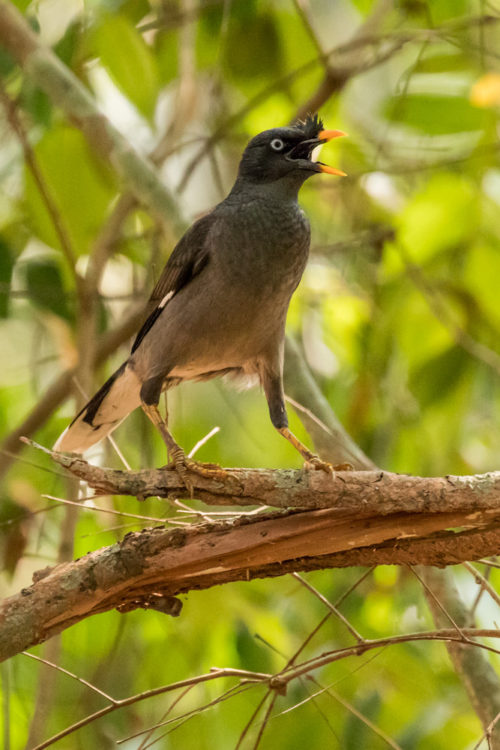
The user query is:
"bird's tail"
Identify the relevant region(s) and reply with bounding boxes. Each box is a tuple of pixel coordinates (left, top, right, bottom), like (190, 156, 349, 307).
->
(54, 362, 142, 453)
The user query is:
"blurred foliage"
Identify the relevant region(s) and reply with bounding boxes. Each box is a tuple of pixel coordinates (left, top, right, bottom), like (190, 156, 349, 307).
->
(1, 0, 500, 747)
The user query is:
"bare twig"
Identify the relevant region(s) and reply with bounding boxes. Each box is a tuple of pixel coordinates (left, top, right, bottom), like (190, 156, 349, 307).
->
(292, 573, 365, 643)
(22, 653, 114, 702)
(31, 668, 270, 750)
(464, 562, 500, 610)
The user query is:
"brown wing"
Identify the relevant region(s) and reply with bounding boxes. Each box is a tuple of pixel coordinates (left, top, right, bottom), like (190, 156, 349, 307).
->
(131, 212, 215, 353)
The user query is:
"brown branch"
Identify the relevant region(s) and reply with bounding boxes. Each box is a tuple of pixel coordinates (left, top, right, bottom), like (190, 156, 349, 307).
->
(0, 515, 499, 663)
(32, 668, 267, 750)
(2, 449, 500, 661)
(38, 446, 500, 515)
(283, 338, 500, 743)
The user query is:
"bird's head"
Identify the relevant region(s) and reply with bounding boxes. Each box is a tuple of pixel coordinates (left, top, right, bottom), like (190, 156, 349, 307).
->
(237, 114, 346, 187)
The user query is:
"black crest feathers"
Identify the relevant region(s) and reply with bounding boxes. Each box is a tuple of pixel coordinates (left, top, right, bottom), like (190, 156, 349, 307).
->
(293, 113, 324, 139)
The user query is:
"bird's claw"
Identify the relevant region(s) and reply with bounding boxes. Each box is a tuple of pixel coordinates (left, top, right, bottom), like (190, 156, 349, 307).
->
(303, 455, 335, 477)
(302, 456, 354, 477)
(164, 454, 229, 497)
(333, 462, 354, 472)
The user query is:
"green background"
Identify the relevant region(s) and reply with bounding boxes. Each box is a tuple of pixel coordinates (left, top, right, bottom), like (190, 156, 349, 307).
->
(1, 0, 500, 747)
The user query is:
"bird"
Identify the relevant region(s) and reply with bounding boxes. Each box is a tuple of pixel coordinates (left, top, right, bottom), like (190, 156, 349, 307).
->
(54, 113, 346, 492)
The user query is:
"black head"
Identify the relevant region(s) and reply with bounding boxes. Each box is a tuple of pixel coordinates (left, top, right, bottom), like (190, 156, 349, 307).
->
(237, 114, 346, 187)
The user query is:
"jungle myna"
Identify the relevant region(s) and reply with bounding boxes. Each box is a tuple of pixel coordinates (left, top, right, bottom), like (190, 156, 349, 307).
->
(55, 114, 346, 489)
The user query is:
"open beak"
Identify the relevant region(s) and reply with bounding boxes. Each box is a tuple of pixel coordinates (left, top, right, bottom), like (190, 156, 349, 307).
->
(317, 129, 347, 177)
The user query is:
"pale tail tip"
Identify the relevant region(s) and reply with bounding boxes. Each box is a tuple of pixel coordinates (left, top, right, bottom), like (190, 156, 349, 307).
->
(53, 427, 69, 452)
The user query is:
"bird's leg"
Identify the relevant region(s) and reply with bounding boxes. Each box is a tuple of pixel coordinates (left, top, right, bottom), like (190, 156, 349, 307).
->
(163, 390, 169, 431)
(141, 401, 195, 494)
(262, 367, 335, 476)
(141, 388, 228, 496)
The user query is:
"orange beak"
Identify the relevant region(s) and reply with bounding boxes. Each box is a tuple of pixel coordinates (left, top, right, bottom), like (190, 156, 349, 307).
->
(319, 129, 347, 140)
(317, 129, 347, 177)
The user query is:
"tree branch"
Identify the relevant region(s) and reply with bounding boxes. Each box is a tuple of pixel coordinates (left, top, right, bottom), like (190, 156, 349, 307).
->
(0, 445, 499, 661)
(37, 444, 500, 515)
(1, 501, 499, 663)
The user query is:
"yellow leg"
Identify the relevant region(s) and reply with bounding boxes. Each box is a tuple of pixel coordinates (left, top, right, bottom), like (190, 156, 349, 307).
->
(278, 427, 346, 476)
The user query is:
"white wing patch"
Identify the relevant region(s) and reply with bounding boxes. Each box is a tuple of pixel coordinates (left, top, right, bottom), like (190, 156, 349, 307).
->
(159, 290, 174, 308)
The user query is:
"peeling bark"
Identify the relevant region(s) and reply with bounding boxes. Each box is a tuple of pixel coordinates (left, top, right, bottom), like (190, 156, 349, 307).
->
(1, 469, 499, 662)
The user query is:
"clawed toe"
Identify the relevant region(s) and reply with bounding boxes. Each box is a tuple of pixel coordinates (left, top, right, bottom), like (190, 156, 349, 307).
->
(164, 454, 228, 496)
(185, 459, 227, 478)
(304, 455, 335, 476)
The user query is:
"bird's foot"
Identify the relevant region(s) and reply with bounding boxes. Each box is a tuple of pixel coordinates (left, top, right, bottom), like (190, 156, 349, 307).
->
(303, 456, 354, 476)
(164, 451, 229, 497)
(333, 462, 354, 472)
(185, 458, 228, 479)
(303, 454, 335, 476)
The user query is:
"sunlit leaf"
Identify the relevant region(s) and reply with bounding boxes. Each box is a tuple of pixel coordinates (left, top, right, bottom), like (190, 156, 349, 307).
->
(383, 94, 486, 134)
(397, 173, 479, 261)
(24, 125, 116, 256)
(92, 13, 160, 118)
(414, 52, 470, 73)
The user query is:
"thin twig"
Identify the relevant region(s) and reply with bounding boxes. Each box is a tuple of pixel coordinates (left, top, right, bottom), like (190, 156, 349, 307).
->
(22, 653, 115, 703)
(464, 562, 500, 610)
(31, 668, 271, 750)
(42, 495, 168, 524)
(292, 573, 365, 643)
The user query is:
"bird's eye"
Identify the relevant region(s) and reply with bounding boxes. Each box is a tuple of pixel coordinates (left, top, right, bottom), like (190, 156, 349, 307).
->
(270, 138, 285, 152)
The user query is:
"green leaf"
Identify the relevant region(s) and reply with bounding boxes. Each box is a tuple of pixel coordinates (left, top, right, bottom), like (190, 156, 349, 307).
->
(223, 11, 283, 81)
(409, 345, 469, 407)
(0, 47, 15, 77)
(96, 0, 150, 23)
(397, 173, 479, 262)
(19, 80, 52, 128)
(430, 0, 468, 22)
(0, 237, 13, 318)
(344, 691, 382, 749)
(155, 30, 178, 85)
(414, 52, 470, 73)
(25, 259, 72, 320)
(92, 14, 160, 118)
(11, 0, 32, 10)
(53, 20, 82, 68)
(382, 94, 486, 134)
(24, 125, 116, 256)
(235, 621, 271, 673)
